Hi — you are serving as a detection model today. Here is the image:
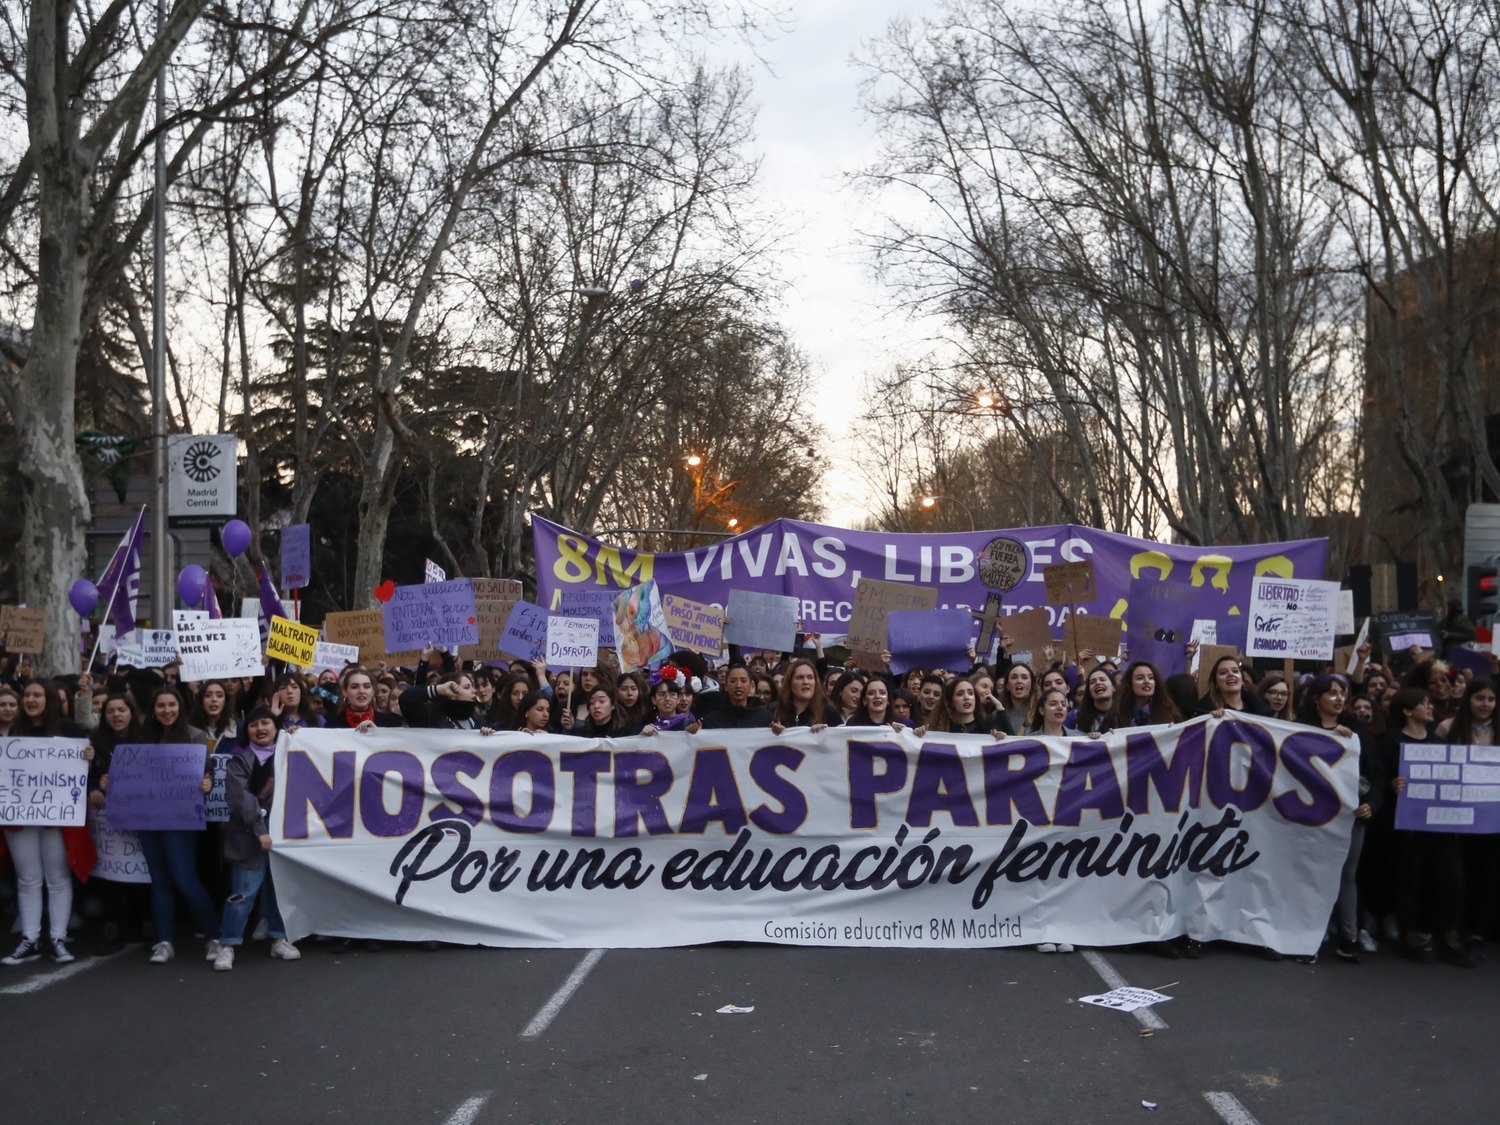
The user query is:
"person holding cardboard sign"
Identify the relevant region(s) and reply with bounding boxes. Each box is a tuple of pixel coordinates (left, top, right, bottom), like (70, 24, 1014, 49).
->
(1200, 655, 1272, 718)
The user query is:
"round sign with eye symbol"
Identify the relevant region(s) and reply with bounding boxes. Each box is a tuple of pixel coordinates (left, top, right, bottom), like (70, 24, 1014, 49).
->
(977, 537, 1028, 592)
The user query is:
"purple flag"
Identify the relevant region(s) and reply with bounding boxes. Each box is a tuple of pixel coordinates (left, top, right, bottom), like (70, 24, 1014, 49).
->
(95, 505, 147, 637)
(256, 564, 287, 645)
(204, 581, 223, 620)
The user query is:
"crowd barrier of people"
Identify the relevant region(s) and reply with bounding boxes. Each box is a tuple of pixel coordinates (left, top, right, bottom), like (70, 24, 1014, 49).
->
(0, 620, 1494, 971)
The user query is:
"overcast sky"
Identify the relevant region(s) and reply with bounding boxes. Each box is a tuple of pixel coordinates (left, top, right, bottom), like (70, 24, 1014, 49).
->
(724, 0, 932, 527)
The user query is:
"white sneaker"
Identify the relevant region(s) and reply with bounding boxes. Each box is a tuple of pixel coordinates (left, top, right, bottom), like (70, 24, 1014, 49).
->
(1358, 929, 1378, 953)
(149, 942, 174, 964)
(213, 946, 235, 972)
(1056, 942, 1075, 954)
(1037, 942, 1058, 953)
(204, 939, 223, 962)
(270, 939, 301, 961)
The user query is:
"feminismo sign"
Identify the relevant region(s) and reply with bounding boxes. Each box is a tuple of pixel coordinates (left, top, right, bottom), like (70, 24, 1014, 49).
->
(271, 718, 1357, 956)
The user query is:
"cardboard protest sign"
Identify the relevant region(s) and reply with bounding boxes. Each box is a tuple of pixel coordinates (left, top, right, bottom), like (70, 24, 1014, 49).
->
(1248, 576, 1339, 662)
(382, 579, 479, 650)
(175, 617, 263, 681)
(88, 809, 151, 883)
(661, 594, 725, 656)
(886, 609, 973, 675)
(1194, 645, 1241, 697)
(281, 523, 311, 589)
(0, 606, 46, 653)
(205, 751, 232, 823)
(1069, 613, 1123, 664)
(848, 579, 938, 669)
(1001, 607, 1054, 662)
(1042, 560, 1096, 605)
(499, 601, 549, 663)
(613, 581, 673, 672)
(0, 738, 89, 827)
(105, 743, 208, 831)
(546, 616, 599, 669)
(1396, 743, 1500, 833)
(723, 589, 800, 654)
(323, 610, 422, 666)
(312, 640, 360, 675)
(471, 577, 523, 601)
(458, 579, 523, 663)
(267, 615, 319, 668)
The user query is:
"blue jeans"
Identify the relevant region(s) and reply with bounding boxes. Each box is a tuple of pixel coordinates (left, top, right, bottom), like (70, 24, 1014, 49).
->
(137, 830, 219, 945)
(219, 854, 285, 945)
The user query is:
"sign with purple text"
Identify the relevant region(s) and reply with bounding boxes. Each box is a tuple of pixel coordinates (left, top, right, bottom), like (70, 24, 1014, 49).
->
(499, 601, 548, 663)
(382, 579, 479, 650)
(0, 738, 90, 827)
(271, 715, 1357, 955)
(531, 517, 1328, 644)
(105, 743, 208, 831)
(281, 523, 311, 590)
(1396, 743, 1500, 834)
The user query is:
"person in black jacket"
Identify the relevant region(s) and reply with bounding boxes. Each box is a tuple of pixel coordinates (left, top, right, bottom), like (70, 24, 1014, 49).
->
(335, 667, 404, 730)
(212, 706, 300, 970)
(770, 659, 841, 734)
(399, 671, 493, 732)
(700, 664, 771, 730)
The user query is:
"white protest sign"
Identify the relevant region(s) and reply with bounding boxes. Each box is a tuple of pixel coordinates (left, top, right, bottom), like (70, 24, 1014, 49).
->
(1077, 987, 1173, 1013)
(1336, 589, 1356, 635)
(546, 615, 599, 669)
(175, 618, 263, 681)
(424, 558, 446, 584)
(1346, 618, 1370, 675)
(1188, 619, 1217, 674)
(1247, 576, 1340, 662)
(115, 628, 177, 668)
(0, 738, 90, 827)
(88, 808, 151, 883)
(312, 640, 360, 675)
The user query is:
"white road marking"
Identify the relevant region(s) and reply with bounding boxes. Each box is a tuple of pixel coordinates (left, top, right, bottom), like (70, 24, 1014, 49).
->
(0, 949, 130, 995)
(519, 948, 606, 1040)
(443, 1091, 493, 1125)
(1080, 949, 1169, 1030)
(1203, 1091, 1261, 1125)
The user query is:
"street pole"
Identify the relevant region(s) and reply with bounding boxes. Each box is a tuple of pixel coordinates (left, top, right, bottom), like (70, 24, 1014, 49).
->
(149, 0, 171, 626)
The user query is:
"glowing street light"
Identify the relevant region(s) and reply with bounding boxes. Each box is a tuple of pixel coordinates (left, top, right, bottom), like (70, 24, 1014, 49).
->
(976, 392, 995, 409)
(727, 518, 739, 529)
(919, 494, 975, 530)
(685, 454, 703, 468)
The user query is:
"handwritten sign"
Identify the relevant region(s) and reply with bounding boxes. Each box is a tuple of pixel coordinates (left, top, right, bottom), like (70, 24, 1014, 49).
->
(114, 628, 177, 668)
(267, 615, 319, 668)
(1069, 613, 1123, 663)
(105, 743, 207, 831)
(1001, 607, 1054, 662)
(723, 589, 800, 655)
(554, 588, 620, 649)
(382, 579, 479, 650)
(176, 617, 263, 681)
(0, 606, 46, 653)
(88, 808, 151, 883)
(0, 738, 90, 827)
(324, 610, 422, 666)
(205, 751, 232, 823)
(1396, 743, 1500, 833)
(311, 640, 360, 675)
(424, 558, 447, 584)
(1042, 560, 1096, 605)
(848, 579, 937, 666)
(1248, 576, 1340, 662)
(499, 600, 549, 663)
(281, 523, 311, 590)
(662, 594, 725, 656)
(460, 582, 523, 663)
(546, 616, 599, 668)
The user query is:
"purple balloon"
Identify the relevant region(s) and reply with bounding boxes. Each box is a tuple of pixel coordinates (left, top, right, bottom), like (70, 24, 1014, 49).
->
(68, 578, 99, 616)
(222, 519, 252, 557)
(177, 565, 209, 607)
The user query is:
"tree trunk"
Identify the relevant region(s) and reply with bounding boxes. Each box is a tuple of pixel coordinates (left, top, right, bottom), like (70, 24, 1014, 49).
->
(352, 416, 399, 603)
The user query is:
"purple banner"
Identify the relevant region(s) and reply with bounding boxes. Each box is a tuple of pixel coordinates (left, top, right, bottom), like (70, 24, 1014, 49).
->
(532, 517, 1328, 647)
(887, 609, 973, 674)
(1396, 743, 1500, 834)
(105, 743, 207, 831)
(281, 523, 311, 590)
(382, 579, 479, 650)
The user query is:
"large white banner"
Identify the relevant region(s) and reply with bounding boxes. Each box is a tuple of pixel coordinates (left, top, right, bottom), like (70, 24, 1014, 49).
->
(271, 717, 1358, 955)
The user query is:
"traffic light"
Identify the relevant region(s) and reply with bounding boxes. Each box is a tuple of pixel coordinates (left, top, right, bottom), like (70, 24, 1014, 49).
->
(1468, 563, 1499, 621)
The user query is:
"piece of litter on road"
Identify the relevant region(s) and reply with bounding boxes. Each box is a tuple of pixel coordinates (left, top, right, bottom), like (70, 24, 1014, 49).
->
(1142, 1100, 1157, 1110)
(1078, 987, 1173, 1013)
(693, 1074, 708, 1081)
(1138, 1029, 1155, 1038)
(716, 1004, 755, 1014)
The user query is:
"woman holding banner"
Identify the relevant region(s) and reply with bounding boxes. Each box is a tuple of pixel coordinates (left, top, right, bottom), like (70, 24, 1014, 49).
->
(400, 672, 489, 732)
(1109, 662, 1181, 728)
(770, 659, 840, 734)
(928, 678, 992, 735)
(131, 687, 219, 965)
(335, 668, 404, 731)
(1069, 667, 1116, 734)
(1201, 657, 1272, 718)
(996, 665, 1037, 735)
(1, 681, 89, 966)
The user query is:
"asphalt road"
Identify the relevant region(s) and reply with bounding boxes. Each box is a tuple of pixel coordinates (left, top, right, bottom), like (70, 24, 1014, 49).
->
(1, 935, 1494, 1124)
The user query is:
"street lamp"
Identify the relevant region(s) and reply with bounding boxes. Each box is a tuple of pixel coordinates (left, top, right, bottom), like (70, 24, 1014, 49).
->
(920, 494, 976, 531)
(685, 454, 703, 468)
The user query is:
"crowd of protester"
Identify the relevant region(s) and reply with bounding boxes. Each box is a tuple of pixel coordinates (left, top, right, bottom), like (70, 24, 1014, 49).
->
(0, 619, 1495, 971)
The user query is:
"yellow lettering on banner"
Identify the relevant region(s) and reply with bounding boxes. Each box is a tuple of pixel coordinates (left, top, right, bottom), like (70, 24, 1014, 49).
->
(267, 615, 319, 668)
(594, 546, 654, 588)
